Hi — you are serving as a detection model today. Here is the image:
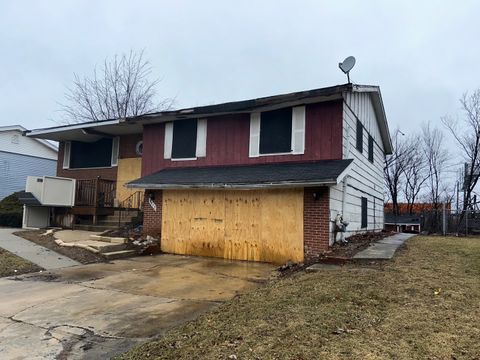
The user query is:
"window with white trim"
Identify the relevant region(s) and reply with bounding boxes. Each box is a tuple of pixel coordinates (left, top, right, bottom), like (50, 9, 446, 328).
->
(249, 106, 305, 157)
(164, 119, 207, 160)
(63, 137, 119, 169)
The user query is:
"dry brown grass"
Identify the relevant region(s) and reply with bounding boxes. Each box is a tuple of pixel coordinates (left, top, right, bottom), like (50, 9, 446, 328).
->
(0, 248, 42, 277)
(118, 236, 480, 360)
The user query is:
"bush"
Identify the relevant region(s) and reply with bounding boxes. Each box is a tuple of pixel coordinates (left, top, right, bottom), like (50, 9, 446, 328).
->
(0, 192, 23, 228)
(0, 212, 22, 227)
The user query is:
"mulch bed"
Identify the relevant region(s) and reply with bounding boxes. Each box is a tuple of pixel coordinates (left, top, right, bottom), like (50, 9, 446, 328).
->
(13, 230, 107, 265)
(278, 231, 395, 276)
(327, 230, 394, 258)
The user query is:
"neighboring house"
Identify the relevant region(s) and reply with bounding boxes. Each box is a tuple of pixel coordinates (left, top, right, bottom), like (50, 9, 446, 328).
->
(384, 214, 421, 233)
(25, 83, 392, 264)
(0, 125, 57, 200)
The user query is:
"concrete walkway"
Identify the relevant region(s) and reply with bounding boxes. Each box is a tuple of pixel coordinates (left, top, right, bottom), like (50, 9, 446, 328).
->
(353, 232, 416, 260)
(0, 228, 80, 269)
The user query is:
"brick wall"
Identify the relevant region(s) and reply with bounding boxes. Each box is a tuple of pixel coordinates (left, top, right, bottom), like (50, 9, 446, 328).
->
(304, 187, 330, 259)
(143, 190, 162, 237)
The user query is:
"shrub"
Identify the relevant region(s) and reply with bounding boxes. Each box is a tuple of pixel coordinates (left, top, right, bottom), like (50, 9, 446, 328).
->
(0, 192, 23, 228)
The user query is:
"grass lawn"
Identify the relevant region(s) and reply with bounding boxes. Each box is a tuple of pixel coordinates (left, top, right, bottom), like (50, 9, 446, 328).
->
(0, 248, 42, 277)
(118, 236, 480, 360)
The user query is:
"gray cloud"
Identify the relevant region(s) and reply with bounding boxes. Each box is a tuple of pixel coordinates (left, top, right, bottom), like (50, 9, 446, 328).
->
(1, 0, 478, 139)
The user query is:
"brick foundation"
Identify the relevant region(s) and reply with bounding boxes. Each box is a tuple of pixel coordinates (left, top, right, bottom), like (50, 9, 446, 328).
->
(143, 190, 163, 237)
(304, 187, 330, 260)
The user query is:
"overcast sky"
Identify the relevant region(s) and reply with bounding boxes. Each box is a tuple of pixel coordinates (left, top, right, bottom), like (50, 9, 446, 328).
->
(1, 0, 479, 143)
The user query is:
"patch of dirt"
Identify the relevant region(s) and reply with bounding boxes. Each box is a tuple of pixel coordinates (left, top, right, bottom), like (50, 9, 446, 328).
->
(13, 230, 107, 265)
(328, 230, 395, 258)
(277, 231, 395, 276)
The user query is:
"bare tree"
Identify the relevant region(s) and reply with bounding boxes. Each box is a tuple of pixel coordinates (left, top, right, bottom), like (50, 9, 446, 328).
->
(60, 50, 172, 123)
(384, 129, 413, 215)
(403, 134, 429, 214)
(443, 89, 480, 215)
(422, 122, 449, 211)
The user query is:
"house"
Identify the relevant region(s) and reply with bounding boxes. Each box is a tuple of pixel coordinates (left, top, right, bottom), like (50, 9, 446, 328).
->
(0, 125, 57, 200)
(384, 214, 421, 233)
(25, 83, 392, 264)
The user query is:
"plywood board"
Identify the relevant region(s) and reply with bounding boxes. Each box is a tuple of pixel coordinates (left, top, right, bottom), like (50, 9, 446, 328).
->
(161, 189, 304, 264)
(116, 158, 143, 202)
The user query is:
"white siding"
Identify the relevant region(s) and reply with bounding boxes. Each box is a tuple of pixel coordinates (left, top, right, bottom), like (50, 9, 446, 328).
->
(329, 92, 385, 242)
(0, 130, 57, 160)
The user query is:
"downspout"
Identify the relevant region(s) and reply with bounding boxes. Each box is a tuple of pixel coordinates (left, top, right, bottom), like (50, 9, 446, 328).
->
(342, 116, 351, 216)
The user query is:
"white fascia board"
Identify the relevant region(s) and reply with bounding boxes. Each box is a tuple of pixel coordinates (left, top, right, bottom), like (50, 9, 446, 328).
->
(26, 119, 120, 138)
(335, 160, 354, 184)
(0, 125, 27, 132)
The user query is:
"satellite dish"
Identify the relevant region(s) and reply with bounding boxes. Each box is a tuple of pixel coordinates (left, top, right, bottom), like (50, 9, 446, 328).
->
(338, 56, 356, 83)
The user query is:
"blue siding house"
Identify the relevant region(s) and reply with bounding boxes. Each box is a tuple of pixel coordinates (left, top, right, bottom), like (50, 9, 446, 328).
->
(0, 125, 57, 200)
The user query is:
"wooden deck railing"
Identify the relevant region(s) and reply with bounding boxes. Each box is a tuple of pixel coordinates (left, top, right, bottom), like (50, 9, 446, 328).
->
(75, 178, 116, 207)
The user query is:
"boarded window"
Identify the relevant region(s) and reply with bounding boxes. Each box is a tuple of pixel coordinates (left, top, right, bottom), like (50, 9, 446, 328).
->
(368, 135, 374, 162)
(172, 119, 198, 159)
(69, 138, 113, 168)
(260, 108, 292, 154)
(361, 197, 368, 228)
(356, 119, 363, 153)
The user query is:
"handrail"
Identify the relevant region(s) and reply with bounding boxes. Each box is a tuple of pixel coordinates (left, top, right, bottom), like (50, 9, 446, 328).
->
(118, 191, 144, 210)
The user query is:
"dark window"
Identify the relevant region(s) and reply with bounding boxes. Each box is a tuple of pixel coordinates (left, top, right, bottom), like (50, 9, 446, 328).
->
(368, 135, 374, 162)
(260, 108, 292, 154)
(356, 119, 363, 153)
(70, 138, 112, 168)
(361, 197, 368, 228)
(172, 119, 197, 159)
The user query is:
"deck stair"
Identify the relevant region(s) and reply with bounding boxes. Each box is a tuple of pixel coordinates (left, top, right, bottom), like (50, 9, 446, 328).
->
(73, 210, 139, 232)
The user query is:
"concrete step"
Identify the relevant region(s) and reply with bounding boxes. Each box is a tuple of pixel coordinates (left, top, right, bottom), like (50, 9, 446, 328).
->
(102, 249, 137, 260)
(97, 220, 132, 226)
(86, 241, 127, 253)
(73, 224, 116, 232)
(89, 234, 127, 244)
(112, 210, 139, 217)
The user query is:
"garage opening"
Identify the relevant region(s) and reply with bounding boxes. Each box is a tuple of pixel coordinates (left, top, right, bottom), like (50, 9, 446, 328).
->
(161, 188, 304, 264)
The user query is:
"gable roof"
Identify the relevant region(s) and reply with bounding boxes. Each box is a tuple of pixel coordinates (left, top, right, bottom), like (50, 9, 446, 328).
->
(25, 83, 392, 153)
(0, 125, 58, 153)
(127, 159, 353, 189)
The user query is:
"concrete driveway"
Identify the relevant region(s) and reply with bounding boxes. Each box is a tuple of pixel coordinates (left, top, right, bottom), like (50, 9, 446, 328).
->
(0, 254, 275, 359)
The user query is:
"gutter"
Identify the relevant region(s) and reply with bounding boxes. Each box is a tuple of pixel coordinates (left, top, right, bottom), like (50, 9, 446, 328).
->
(126, 179, 339, 190)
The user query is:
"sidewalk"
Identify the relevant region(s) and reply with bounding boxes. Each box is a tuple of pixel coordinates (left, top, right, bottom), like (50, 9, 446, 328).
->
(0, 228, 80, 269)
(353, 232, 416, 260)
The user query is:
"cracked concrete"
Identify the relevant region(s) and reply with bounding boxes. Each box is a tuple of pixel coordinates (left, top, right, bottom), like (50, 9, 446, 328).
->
(0, 254, 275, 359)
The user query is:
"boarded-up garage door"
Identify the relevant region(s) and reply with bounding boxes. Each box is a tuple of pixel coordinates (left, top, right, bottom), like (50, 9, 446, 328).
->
(161, 189, 304, 263)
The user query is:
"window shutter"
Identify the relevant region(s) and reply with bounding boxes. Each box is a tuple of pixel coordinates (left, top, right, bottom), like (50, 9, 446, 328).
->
(291, 106, 306, 154)
(111, 137, 119, 166)
(196, 119, 207, 157)
(63, 141, 71, 169)
(249, 113, 260, 157)
(164, 122, 173, 159)
(361, 197, 368, 228)
(356, 119, 363, 153)
(368, 135, 374, 162)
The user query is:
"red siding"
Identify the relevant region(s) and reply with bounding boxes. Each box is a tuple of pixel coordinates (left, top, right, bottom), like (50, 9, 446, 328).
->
(119, 134, 142, 159)
(142, 100, 343, 176)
